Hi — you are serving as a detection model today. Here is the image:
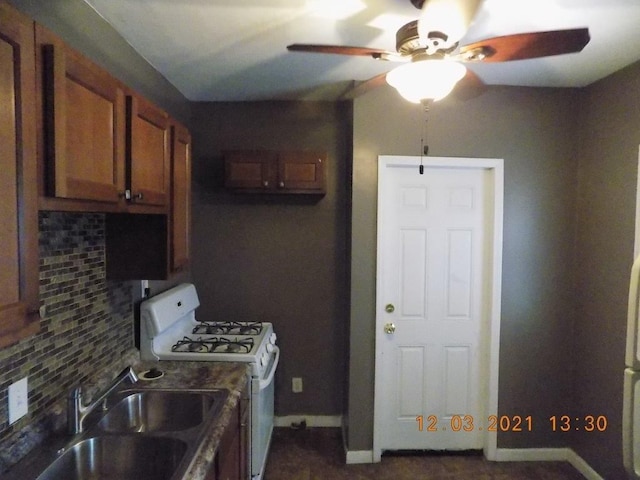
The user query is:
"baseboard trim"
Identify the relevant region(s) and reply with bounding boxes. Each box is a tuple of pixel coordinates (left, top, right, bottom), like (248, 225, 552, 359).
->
(274, 415, 342, 428)
(345, 450, 374, 464)
(495, 447, 570, 462)
(341, 446, 603, 477)
(565, 449, 605, 480)
(495, 448, 603, 480)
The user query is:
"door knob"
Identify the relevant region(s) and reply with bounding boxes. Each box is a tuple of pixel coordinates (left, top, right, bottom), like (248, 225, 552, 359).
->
(385, 304, 395, 313)
(384, 322, 396, 334)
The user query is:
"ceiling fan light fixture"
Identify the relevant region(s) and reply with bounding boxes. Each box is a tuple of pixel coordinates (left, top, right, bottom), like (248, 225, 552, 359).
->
(386, 60, 466, 103)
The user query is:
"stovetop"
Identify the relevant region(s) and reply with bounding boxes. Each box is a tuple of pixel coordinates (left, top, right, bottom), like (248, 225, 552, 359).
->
(142, 318, 276, 366)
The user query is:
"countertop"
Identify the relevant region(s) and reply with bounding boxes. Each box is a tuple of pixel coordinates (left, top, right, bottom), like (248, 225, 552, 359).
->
(4, 358, 249, 480)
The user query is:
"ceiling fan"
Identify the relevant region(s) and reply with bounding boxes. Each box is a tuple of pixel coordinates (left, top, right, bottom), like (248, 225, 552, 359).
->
(287, 0, 591, 103)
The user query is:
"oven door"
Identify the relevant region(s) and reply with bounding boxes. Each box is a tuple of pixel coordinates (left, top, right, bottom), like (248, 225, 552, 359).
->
(251, 346, 279, 479)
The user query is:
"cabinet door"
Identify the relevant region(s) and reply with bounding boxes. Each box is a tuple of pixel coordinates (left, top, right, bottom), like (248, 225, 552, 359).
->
(0, 2, 40, 347)
(224, 150, 276, 190)
(239, 383, 250, 480)
(216, 399, 241, 480)
(277, 151, 326, 193)
(170, 122, 191, 273)
(37, 25, 125, 203)
(127, 94, 170, 207)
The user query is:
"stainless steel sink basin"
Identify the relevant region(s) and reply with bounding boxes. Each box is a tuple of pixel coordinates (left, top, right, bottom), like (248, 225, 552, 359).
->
(37, 435, 187, 480)
(98, 390, 221, 433)
(29, 388, 229, 480)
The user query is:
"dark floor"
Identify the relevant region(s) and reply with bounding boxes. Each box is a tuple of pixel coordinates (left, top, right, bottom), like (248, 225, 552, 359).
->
(264, 428, 585, 480)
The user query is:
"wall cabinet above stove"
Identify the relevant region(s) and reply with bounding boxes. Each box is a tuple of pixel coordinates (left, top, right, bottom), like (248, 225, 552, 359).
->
(27, 23, 190, 280)
(106, 121, 192, 280)
(35, 24, 170, 215)
(224, 150, 326, 195)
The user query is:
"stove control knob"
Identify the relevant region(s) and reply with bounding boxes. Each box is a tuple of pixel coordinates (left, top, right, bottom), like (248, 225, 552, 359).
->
(261, 352, 269, 366)
(266, 343, 274, 353)
(269, 333, 277, 344)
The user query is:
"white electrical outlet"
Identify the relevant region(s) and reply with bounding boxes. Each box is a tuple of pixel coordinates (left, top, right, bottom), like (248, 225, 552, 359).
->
(292, 377, 303, 393)
(8, 377, 28, 424)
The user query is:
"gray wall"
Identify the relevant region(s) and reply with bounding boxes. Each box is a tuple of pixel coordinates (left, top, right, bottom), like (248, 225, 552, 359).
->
(189, 101, 351, 416)
(572, 61, 640, 479)
(348, 85, 582, 450)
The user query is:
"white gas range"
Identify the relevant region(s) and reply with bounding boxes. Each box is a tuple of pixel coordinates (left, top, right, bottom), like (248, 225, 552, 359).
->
(139, 283, 279, 480)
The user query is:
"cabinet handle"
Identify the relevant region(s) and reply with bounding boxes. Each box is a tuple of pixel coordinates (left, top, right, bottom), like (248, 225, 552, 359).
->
(279, 181, 285, 188)
(119, 190, 132, 200)
(263, 180, 269, 187)
(134, 192, 144, 201)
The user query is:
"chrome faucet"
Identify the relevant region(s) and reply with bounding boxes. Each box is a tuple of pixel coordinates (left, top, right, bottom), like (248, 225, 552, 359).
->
(67, 366, 138, 434)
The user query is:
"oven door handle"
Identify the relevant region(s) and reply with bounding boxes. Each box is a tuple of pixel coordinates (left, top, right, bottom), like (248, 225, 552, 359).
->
(258, 346, 280, 391)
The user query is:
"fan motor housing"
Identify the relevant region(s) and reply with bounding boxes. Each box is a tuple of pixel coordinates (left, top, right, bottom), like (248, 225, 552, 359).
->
(396, 20, 455, 56)
(396, 20, 422, 54)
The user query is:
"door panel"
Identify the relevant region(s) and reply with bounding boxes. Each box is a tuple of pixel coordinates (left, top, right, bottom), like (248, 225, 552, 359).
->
(401, 229, 426, 316)
(398, 347, 425, 417)
(444, 346, 471, 415)
(447, 230, 472, 318)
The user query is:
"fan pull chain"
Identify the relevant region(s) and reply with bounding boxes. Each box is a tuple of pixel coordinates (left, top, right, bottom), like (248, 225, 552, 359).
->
(419, 100, 432, 175)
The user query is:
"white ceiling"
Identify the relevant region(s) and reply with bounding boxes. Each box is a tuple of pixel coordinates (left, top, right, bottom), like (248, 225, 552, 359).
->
(82, 0, 640, 102)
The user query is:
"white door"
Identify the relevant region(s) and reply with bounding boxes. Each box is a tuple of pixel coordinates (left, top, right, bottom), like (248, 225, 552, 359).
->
(374, 156, 503, 459)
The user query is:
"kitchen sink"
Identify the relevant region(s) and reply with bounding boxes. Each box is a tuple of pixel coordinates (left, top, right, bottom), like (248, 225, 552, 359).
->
(98, 390, 220, 433)
(31, 388, 229, 480)
(36, 435, 187, 480)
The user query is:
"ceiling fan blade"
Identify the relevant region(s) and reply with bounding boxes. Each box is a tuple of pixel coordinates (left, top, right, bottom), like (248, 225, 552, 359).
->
(340, 73, 389, 100)
(459, 28, 590, 63)
(287, 44, 398, 60)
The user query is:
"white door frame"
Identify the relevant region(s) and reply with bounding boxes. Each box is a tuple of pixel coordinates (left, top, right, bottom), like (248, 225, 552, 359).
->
(373, 155, 504, 462)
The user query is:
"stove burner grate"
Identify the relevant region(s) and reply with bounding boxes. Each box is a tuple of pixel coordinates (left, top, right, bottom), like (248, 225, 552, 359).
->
(215, 337, 254, 354)
(192, 321, 263, 336)
(170, 336, 255, 354)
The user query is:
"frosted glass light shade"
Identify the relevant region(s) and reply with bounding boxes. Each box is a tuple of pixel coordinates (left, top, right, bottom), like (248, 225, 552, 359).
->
(386, 60, 466, 103)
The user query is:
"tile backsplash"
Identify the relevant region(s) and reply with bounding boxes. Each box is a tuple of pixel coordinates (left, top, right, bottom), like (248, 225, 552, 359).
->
(0, 212, 135, 469)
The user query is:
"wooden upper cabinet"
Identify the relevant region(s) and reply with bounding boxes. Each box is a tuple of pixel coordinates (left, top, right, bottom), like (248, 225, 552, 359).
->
(278, 151, 325, 192)
(127, 94, 170, 207)
(36, 25, 125, 204)
(0, 2, 40, 347)
(170, 122, 191, 273)
(224, 150, 326, 194)
(224, 150, 276, 190)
